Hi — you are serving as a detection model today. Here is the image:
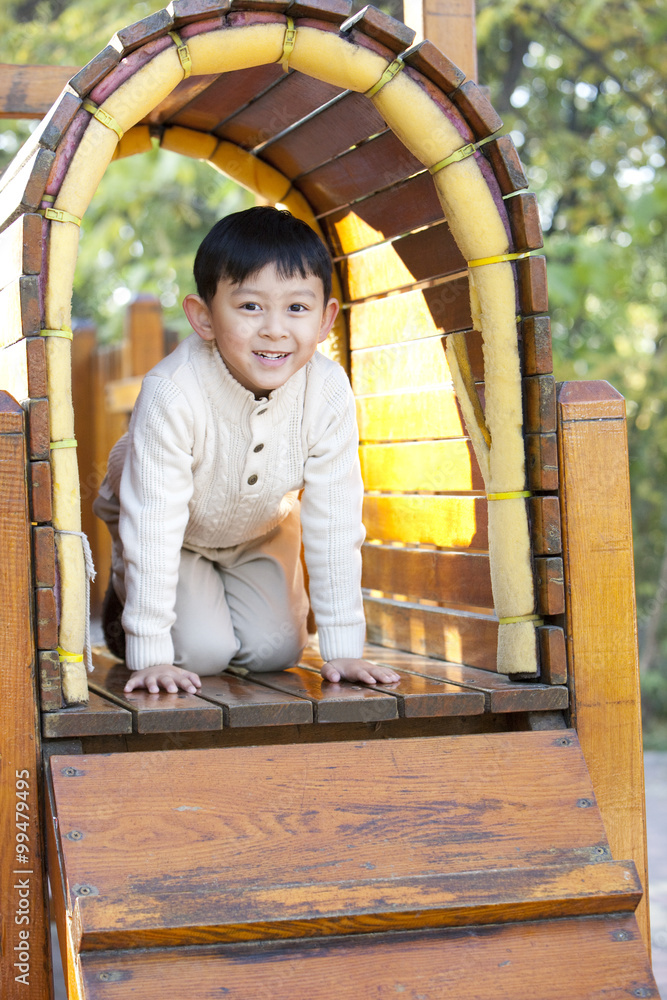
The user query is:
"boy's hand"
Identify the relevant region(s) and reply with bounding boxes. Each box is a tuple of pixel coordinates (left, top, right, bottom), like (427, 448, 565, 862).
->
(124, 664, 202, 695)
(321, 658, 400, 686)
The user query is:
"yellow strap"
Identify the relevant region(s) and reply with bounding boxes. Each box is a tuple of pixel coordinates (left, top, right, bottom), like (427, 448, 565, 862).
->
(429, 134, 496, 175)
(50, 438, 77, 450)
(498, 614, 543, 626)
(41, 207, 81, 226)
(468, 250, 532, 268)
(58, 646, 83, 663)
(365, 57, 405, 98)
(41, 328, 73, 341)
(82, 99, 124, 140)
(279, 17, 296, 71)
(168, 31, 192, 78)
(487, 490, 532, 501)
(41, 193, 55, 204)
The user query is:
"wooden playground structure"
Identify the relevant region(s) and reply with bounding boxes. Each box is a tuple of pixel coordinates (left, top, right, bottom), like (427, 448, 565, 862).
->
(0, 0, 657, 996)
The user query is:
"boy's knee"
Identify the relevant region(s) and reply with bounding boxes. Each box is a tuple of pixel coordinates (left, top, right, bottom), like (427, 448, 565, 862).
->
(173, 631, 240, 677)
(233, 619, 307, 672)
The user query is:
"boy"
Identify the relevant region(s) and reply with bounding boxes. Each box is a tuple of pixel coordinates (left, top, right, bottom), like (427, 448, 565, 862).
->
(94, 206, 400, 694)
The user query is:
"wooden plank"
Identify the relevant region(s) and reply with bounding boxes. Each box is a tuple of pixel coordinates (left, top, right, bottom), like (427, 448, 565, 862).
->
(49, 731, 623, 951)
(362, 544, 493, 608)
(529, 494, 562, 555)
(416, 0, 477, 82)
(88, 650, 223, 735)
(78, 914, 657, 999)
(0, 64, 78, 118)
(298, 651, 485, 718)
(33, 526, 55, 587)
(172, 65, 284, 132)
(247, 665, 399, 722)
(124, 295, 165, 377)
(104, 375, 143, 414)
(145, 74, 222, 127)
(341, 5, 415, 51)
(111, 9, 175, 56)
(342, 221, 466, 301)
(69, 46, 122, 98)
(524, 374, 556, 433)
(518, 255, 548, 315)
(322, 171, 444, 256)
(364, 596, 498, 671)
(42, 691, 133, 739)
(28, 459, 52, 523)
(0, 147, 53, 231)
(484, 135, 529, 195)
(538, 625, 568, 686)
(197, 672, 313, 727)
(0, 276, 40, 348)
(262, 90, 385, 178)
(535, 556, 565, 616)
(521, 315, 553, 376)
(557, 379, 649, 947)
(348, 279, 473, 350)
(351, 336, 450, 396)
(39, 649, 62, 711)
(450, 80, 503, 138)
(35, 587, 58, 649)
(525, 431, 558, 491)
(170, 0, 231, 23)
(368, 646, 568, 713)
(0, 213, 42, 288)
(0, 336, 48, 403)
(401, 39, 466, 94)
(363, 493, 487, 549)
(356, 387, 465, 442)
(506, 191, 544, 252)
(288, 0, 353, 23)
(217, 71, 343, 150)
(75, 858, 640, 949)
(299, 130, 423, 215)
(27, 397, 49, 460)
(0, 393, 52, 1000)
(360, 438, 484, 492)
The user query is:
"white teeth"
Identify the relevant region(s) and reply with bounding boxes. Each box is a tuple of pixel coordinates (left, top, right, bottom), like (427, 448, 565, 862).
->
(256, 352, 288, 358)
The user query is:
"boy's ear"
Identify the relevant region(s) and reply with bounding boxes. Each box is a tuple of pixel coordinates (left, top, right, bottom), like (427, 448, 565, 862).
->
(318, 298, 340, 344)
(183, 293, 215, 341)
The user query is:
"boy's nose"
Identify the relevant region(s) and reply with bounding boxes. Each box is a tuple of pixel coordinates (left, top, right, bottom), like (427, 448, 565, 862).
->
(260, 312, 288, 338)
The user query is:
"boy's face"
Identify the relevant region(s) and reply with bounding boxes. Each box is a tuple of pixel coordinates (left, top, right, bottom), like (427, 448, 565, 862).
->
(183, 264, 339, 398)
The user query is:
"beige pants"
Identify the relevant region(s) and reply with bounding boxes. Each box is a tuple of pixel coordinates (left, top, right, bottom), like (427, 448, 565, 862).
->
(95, 493, 309, 675)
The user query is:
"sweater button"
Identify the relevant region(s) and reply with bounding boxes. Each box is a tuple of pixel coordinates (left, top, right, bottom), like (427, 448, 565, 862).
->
(253, 443, 264, 453)
(247, 474, 258, 485)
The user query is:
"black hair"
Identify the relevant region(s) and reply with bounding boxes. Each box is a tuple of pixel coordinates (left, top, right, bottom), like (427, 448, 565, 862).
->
(193, 206, 333, 305)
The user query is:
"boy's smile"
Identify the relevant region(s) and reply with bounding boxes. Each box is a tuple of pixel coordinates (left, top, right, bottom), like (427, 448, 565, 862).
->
(183, 264, 339, 397)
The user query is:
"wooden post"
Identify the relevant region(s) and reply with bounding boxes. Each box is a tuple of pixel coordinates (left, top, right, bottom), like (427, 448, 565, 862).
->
(404, 0, 477, 81)
(125, 294, 165, 379)
(557, 380, 649, 951)
(0, 392, 53, 999)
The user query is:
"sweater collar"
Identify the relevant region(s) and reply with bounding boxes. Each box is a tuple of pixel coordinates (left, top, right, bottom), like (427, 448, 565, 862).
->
(195, 337, 306, 422)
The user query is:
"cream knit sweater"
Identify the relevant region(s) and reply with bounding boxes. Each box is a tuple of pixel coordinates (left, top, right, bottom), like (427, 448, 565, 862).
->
(110, 334, 366, 671)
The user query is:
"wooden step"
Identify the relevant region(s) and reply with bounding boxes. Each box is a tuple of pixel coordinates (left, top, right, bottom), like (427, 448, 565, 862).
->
(77, 916, 658, 1000)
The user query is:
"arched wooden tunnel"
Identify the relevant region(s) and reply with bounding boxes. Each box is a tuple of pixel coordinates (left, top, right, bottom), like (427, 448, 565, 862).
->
(0, 1, 654, 997)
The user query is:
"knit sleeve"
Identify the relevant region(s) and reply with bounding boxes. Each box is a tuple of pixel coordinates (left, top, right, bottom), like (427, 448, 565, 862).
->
(118, 375, 196, 671)
(300, 368, 366, 661)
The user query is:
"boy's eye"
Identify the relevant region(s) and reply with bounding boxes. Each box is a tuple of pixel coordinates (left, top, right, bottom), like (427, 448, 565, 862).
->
(288, 303, 307, 312)
(241, 302, 260, 311)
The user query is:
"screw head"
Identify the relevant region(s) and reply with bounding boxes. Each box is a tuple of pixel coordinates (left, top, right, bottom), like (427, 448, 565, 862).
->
(66, 830, 83, 841)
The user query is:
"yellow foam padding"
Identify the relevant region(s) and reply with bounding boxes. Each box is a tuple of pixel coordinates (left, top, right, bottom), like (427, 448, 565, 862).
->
(289, 26, 386, 92)
(208, 139, 291, 203)
(56, 529, 86, 658)
(496, 620, 538, 675)
(45, 337, 74, 442)
(61, 661, 89, 705)
(445, 337, 490, 485)
(112, 124, 153, 160)
(44, 221, 81, 332)
(487, 499, 534, 617)
(187, 24, 286, 75)
(161, 125, 218, 160)
(54, 120, 119, 224)
(51, 447, 82, 531)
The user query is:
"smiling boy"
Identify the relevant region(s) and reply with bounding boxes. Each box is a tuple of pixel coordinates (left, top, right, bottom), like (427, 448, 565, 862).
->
(93, 207, 399, 693)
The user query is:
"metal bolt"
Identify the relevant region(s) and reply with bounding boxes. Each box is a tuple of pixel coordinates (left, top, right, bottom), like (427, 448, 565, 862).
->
(577, 798, 593, 808)
(66, 830, 83, 841)
(557, 737, 572, 746)
(72, 883, 98, 897)
(612, 929, 631, 942)
(62, 767, 77, 776)
(99, 973, 110, 982)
